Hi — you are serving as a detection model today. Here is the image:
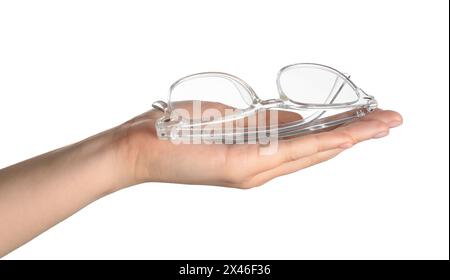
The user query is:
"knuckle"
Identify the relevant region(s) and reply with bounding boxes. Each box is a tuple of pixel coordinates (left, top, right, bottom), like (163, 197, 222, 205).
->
(337, 131, 355, 144)
(374, 120, 389, 131)
(310, 134, 322, 153)
(281, 141, 297, 162)
(340, 130, 357, 145)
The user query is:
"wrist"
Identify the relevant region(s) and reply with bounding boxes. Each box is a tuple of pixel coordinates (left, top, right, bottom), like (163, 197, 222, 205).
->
(74, 125, 141, 196)
(108, 118, 161, 188)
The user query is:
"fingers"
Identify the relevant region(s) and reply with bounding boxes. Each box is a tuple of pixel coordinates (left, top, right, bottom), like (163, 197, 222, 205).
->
(259, 130, 354, 167)
(259, 112, 395, 167)
(248, 114, 390, 174)
(240, 109, 403, 188)
(241, 148, 344, 188)
(224, 131, 349, 185)
(238, 110, 399, 182)
(225, 109, 403, 188)
(361, 109, 403, 128)
(333, 109, 403, 142)
(335, 119, 390, 142)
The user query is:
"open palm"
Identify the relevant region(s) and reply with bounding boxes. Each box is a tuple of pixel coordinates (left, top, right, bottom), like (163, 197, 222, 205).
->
(121, 101, 402, 188)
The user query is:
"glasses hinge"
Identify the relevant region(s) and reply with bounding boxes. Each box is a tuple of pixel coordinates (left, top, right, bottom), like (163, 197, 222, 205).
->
(152, 100, 169, 113)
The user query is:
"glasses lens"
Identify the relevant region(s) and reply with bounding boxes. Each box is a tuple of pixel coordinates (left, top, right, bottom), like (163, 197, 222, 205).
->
(168, 74, 254, 121)
(278, 65, 358, 105)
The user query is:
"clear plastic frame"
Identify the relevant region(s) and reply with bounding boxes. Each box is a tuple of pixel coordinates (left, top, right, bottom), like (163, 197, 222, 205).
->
(152, 63, 378, 142)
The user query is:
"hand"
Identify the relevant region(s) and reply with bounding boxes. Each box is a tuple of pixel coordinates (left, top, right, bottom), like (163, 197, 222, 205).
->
(117, 102, 403, 188)
(0, 100, 403, 256)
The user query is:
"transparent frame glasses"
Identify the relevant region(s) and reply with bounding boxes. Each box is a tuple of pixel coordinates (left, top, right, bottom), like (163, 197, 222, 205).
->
(152, 63, 378, 142)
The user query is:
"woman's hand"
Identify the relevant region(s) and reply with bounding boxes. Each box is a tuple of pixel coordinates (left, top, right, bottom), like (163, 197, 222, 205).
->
(117, 103, 403, 189)
(0, 102, 402, 256)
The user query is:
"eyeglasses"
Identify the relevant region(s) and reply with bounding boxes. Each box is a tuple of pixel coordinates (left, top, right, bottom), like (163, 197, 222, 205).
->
(152, 63, 377, 142)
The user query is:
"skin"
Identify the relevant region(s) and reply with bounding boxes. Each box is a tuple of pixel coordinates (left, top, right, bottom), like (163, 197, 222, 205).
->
(0, 103, 402, 257)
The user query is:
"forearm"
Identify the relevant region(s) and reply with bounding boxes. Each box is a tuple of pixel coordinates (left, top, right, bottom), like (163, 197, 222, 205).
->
(0, 126, 132, 256)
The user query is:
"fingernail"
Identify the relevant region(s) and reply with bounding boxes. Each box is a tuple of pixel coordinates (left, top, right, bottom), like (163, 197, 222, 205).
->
(373, 131, 389, 138)
(339, 142, 353, 149)
(388, 121, 402, 128)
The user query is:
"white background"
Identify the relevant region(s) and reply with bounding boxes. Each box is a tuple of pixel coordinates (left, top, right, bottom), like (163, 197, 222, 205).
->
(0, 0, 448, 260)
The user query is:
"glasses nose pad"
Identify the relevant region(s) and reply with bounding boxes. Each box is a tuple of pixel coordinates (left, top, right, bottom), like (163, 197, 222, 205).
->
(277, 87, 289, 102)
